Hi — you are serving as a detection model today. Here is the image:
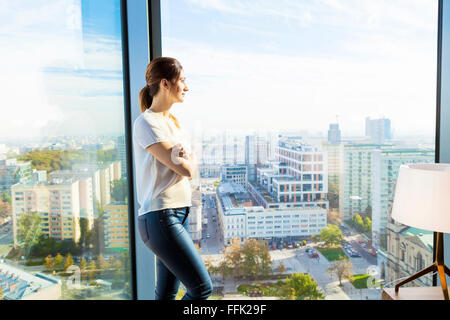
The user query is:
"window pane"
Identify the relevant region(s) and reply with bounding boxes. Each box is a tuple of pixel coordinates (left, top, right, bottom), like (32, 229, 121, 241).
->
(0, 0, 132, 300)
(161, 0, 438, 300)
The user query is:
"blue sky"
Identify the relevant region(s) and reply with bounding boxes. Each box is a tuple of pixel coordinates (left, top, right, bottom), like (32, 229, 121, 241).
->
(0, 0, 439, 141)
(161, 0, 439, 138)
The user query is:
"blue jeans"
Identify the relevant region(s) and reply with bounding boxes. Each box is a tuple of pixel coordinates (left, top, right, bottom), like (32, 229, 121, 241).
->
(138, 206, 213, 300)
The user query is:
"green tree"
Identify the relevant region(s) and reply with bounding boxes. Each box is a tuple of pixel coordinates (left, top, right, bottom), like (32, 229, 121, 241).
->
(364, 217, 372, 234)
(97, 254, 109, 271)
(44, 255, 55, 272)
(111, 179, 128, 202)
(78, 217, 89, 249)
(16, 212, 41, 256)
(0, 198, 11, 220)
(54, 253, 64, 271)
(352, 214, 364, 233)
(240, 239, 273, 279)
(79, 257, 87, 273)
(327, 182, 339, 209)
(326, 259, 354, 286)
(279, 273, 324, 300)
(64, 253, 74, 271)
(88, 260, 96, 281)
(319, 225, 344, 247)
(0, 192, 11, 204)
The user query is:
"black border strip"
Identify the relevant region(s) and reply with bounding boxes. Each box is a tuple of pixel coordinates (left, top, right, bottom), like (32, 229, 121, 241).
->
(120, 0, 138, 300)
(433, 0, 443, 287)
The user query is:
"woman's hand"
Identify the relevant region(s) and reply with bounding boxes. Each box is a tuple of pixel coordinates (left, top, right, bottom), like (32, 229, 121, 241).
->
(171, 143, 190, 165)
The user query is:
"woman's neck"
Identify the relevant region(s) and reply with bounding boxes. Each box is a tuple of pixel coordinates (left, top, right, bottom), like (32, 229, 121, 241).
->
(149, 96, 172, 118)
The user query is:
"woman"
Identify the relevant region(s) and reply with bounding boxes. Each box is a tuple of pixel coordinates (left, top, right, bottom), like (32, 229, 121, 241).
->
(133, 57, 213, 300)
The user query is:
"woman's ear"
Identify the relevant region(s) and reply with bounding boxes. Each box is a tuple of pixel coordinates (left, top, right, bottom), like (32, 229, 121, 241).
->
(160, 78, 169, 90)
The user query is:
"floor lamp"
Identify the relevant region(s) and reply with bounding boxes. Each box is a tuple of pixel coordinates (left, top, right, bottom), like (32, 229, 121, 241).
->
(391, 163, 450, 300)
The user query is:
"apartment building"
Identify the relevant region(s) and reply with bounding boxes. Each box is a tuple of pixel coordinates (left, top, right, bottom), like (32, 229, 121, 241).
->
(103, 202, 129, 251)
(340, 144, 381, 221)
(11, 179, 83, 246)
(371, 148, 435, 251)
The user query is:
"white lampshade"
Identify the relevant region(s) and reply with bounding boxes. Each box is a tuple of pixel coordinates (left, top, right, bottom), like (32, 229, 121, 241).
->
(392, 163, 450, 233)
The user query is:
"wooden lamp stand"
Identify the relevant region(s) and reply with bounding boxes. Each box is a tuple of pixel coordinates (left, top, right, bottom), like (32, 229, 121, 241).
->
(395, 232, 450, 300)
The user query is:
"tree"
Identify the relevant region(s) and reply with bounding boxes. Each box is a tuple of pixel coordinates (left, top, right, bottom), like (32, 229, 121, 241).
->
(55, 253, 64, 271)
(352, 214, 364, 233)
(364, 217, 372, 234)
(44, 255, 55, 272)
(279, 273, 324, 300)
(277, 261, 287, 274)
(327, 209, 341, 226)
(327, 182, 339, 209)
(88, 260, 96, 281)
(111, 179, 128, 202)
(319, 225, 344, 247)
(240, 239, 273, 279)
(326, 259, 354, 286)
(0, 198, 11, 220)
(79, 258, 87, 273)
(78, 217, 89, 249)
(16, 212, 41, 256)
(64, 253, 74, 271)
(97, 254, 109, 271)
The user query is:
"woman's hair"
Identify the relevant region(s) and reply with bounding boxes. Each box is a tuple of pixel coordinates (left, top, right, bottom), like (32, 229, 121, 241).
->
(139, 57, 182, 129)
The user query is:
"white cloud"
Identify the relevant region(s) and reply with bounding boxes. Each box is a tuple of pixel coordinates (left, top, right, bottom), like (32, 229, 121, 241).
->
(0, 0, 124, 140)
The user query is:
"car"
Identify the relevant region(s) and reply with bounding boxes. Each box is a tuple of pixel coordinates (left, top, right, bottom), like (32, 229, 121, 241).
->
(361, 243, 367, 248)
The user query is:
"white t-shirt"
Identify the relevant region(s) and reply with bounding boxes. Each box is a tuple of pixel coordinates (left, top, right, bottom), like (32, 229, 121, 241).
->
(133, 109, 192, 216)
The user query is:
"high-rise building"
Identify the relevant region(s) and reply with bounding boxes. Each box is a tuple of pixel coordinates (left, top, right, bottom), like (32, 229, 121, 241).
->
(365, 117, 391, 144)
(103, 201, 129, 251)
(371, 148, 434, 251)
(115, 135, 127, 178)
(340, 144, 381, 221)
(245, 135, 257, 182)
(327, 123, 341, 144)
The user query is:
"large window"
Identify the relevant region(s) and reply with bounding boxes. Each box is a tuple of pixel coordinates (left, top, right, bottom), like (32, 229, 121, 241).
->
(0, 0, 132, 300)
(161, 0, 438, 300)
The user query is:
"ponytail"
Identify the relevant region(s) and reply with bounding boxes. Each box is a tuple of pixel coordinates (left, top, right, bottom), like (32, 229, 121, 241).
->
(139, 86, 152, 113)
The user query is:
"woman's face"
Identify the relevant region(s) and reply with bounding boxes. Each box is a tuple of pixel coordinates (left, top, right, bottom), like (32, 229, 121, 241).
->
(171, 69, 189, 103)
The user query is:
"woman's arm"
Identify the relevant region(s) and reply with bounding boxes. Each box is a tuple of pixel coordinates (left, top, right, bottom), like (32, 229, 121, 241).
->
(146, 141, 196, 179)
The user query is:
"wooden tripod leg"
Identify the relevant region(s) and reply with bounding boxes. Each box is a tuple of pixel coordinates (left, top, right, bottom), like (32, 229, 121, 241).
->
(395, 264, 436, 293)
(444, 265, 450, 277)
(437, 265, 449, 300)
